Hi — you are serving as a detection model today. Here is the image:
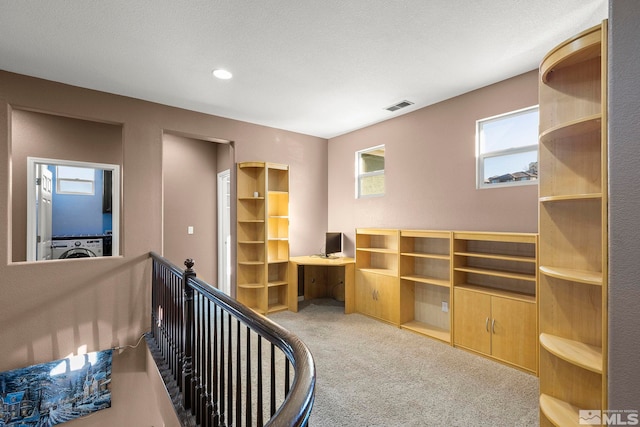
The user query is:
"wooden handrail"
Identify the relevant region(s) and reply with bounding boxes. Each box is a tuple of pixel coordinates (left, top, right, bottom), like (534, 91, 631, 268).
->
(148, 252, 315, 426)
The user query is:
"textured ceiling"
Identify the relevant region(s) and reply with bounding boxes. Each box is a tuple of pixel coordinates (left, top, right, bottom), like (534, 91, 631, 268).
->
(0, 1, 608, 138)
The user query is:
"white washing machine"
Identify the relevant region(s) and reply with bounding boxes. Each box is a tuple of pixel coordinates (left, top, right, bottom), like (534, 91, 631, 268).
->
(52, 238, 104, 259)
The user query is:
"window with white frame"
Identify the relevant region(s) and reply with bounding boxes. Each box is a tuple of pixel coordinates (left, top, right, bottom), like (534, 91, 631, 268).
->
(56, 165, 95, 195)
(476, 106, 539, 189)
(356, 145, 385, 198)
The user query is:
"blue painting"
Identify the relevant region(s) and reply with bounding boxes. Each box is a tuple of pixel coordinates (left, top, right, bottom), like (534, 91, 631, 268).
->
(0, 350, 112, 426)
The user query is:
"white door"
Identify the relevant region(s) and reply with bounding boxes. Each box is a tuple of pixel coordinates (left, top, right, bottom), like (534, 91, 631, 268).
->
(217, 169, 231, 295)
(36, 165, 53, 260)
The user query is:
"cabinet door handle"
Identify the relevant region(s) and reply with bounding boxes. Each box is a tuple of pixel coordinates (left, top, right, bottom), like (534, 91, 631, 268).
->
(492, 318, 496, 334)
(485, 317, 490, 332)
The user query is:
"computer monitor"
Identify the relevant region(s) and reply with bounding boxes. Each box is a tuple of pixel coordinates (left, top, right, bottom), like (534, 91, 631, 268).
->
(324, 232, 342, 257)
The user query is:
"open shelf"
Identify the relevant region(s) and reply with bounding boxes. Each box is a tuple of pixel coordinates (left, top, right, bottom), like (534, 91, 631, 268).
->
(357, 267, 397, 277)
(454, 251, 535, 263)
(401, 320, 450, 343)
(398, 230, 452, 344)
(540, 333, 602, 374)
(539, 114, 602, 143)
(238, 283, 263, 289)
(400, 275, 449, 288)
(539, 394, 581, 427)
(454, 284, 535, 303)
(454, 266, 535, 282)
(540, 25, 602, 83)
(539, 266, 602, 286)
(539, 193, 602, 203)
(357, 247, 397, 254)
(401, 252, 449, 260)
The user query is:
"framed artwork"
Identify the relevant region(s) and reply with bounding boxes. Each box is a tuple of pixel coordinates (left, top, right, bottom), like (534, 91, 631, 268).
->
(0, 350, 112, 426)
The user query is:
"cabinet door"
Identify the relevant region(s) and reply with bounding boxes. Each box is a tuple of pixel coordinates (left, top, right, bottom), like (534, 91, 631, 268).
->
(453, 288, 491, 355)
(355, 270, 378, 318)
(375, 274, 399, 324)
(355, 271, 399, 323)
(491, 297, 537, 372)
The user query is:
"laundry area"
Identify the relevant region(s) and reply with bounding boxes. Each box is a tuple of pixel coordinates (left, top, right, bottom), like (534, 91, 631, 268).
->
(41, 163, 114, 259)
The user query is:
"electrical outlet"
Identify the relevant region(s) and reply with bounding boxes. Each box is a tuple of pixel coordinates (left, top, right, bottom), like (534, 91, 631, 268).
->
(188, 226, 194, 235)
(441, 301, 449, 312)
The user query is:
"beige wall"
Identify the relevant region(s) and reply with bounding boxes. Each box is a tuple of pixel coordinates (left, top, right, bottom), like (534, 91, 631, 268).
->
(162, 133, 227, 283)
(11, 109, 123, 261)
(327, 70, 539, 255)
(0, 70, 327, 425)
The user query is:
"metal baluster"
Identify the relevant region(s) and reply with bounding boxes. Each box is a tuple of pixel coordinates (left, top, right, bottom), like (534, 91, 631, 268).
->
(270, 343, 276, 417)
(236, 319, 242, 427)
(285, 359, 291, 396)
(257, 336, 263, 427)
(194, 292, 202, 424)
(172, 271, 184, 392)
(219, 308, 226, 427)
(227, 312, 233, 426)
(246, 326, 252, 427)
(212, 303, 220, 427)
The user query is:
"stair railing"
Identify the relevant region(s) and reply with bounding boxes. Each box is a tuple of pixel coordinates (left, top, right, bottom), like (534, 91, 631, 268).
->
(147, 252, 315, 427)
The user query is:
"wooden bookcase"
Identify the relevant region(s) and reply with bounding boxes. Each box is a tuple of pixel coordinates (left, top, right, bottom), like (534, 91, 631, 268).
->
(399, 230, 452, 343)
(452, 231, 538, 373)
(537, 21, 608, 426)
(236, 162, 290, 314)
(354, 228, 538, 373)
(355, 228, 400, 325)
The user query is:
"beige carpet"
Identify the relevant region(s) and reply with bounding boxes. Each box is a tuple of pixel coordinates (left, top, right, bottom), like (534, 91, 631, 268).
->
(269, 299, 539, 427)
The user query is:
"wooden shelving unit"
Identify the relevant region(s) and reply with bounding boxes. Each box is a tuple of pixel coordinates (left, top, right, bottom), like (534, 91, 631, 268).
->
(399, 230, 452, 343)
(452, 231, 538, 373)
(354, 228, 539, 370)
(538, 21, 608, 425)
(236, 162, 290, 314)
(355, 228, 400, 325)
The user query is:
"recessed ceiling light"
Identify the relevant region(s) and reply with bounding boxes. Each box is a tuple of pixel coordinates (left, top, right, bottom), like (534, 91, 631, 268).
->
(212, 69, 233, 80)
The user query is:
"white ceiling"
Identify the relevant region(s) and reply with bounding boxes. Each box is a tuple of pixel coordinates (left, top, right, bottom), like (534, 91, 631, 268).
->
(0, 1, 607, 139)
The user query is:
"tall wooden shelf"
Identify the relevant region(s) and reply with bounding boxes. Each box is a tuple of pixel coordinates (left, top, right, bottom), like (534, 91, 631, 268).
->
(538, 21, 608, 425)
(236, 162, 290, 314)
(452, 231, 538, 374)
(399, 230, 452, 343)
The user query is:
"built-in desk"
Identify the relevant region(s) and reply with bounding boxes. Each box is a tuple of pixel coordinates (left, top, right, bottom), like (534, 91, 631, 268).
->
(288, 256, 355, 313)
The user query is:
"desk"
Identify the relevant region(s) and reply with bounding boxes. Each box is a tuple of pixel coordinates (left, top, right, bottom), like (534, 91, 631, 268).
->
(288, 256, 355, 313)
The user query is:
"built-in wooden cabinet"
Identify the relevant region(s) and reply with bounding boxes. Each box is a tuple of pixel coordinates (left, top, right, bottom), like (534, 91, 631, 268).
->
(454, 286, 537, 373)
(354, 228, 538, 373)
(236, 162, 289, 314)
(355, 228, 400, 324)
(399, 230, 452, 343)
(452, 231, 538, 373)
(538, 21, 608, 426)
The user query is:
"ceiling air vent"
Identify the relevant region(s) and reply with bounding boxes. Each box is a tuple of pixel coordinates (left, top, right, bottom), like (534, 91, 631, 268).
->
(385, 100, 414, 112)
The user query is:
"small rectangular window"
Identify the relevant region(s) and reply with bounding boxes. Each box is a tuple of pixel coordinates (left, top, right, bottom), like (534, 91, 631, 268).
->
(477, 106, 539, 189)
(56, 165, 95, 195)
(356, 145, 385, 198)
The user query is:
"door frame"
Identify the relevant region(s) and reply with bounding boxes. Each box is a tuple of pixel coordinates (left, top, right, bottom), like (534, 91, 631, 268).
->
(217, 169, 231, 295)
